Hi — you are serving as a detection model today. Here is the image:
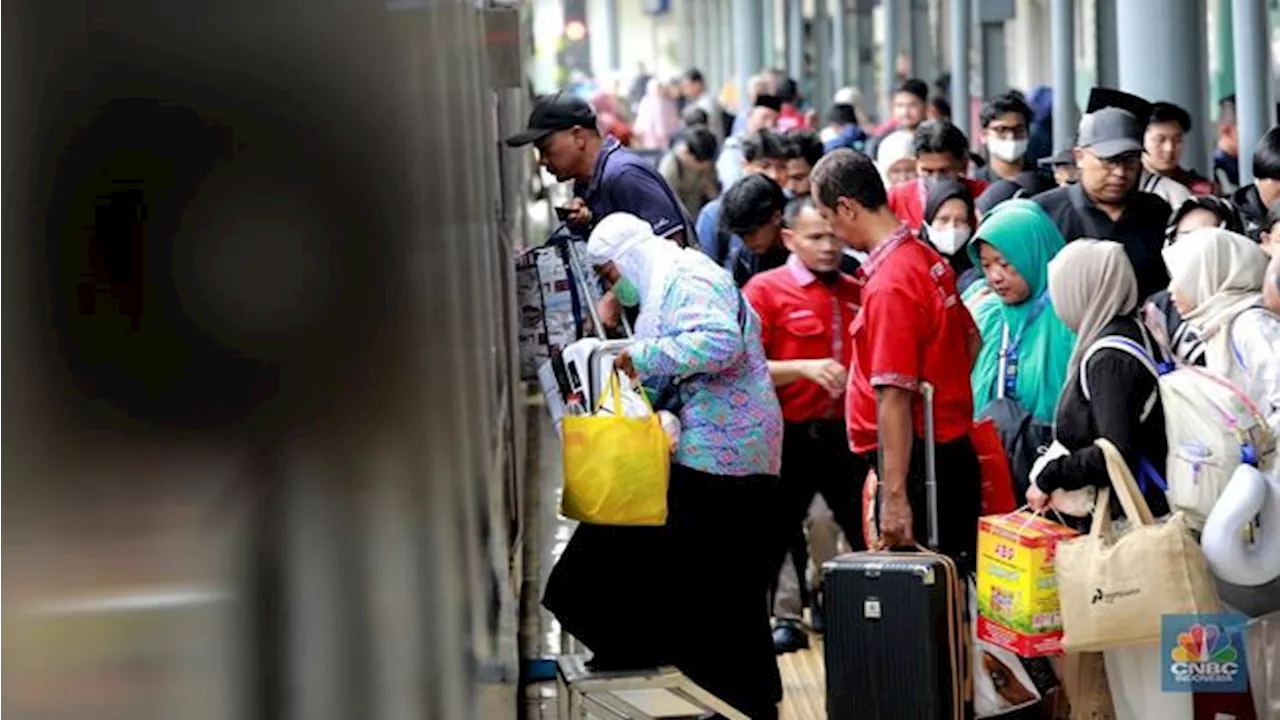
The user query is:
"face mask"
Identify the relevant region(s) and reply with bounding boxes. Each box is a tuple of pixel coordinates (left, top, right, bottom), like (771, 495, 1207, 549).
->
(782, 187, 796, 200)
(988, 138, 1029, 163)
(927, 225, 971, 256)
(614, 277, 641, 308)
(920, 175, 942, 192)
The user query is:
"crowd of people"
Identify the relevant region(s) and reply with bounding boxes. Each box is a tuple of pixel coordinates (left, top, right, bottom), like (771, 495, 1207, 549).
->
(509, 66, 1280, 719)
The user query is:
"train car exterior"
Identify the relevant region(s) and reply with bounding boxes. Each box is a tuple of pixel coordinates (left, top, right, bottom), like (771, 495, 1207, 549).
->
(3, 1, 535, 718)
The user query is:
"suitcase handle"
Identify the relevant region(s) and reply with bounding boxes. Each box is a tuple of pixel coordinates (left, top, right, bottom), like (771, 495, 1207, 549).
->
(922, 382, 938, 550)
(585, 340, 636, 410)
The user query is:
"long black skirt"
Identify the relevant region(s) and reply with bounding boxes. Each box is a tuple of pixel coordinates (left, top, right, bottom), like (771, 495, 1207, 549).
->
(543, 463, 782, 719)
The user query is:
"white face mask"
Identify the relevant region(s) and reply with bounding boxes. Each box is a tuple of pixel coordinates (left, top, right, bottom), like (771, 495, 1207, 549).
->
(927, 225, 971, 256)
(988, 137, 1029, 163)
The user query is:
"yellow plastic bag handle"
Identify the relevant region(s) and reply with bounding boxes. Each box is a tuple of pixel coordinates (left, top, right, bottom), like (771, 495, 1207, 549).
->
(592, 371, 656, 416)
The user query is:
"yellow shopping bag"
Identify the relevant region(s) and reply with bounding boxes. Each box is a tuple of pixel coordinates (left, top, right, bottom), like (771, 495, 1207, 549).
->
(560, 373, 670, 526)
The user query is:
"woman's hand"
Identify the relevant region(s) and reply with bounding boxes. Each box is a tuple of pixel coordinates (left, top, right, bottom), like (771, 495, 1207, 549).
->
(613, 349, 637, 380)
(1026, 483, 1050, 512)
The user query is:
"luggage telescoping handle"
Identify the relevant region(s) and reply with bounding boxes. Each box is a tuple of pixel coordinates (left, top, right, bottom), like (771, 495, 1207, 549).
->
(921, 381, 939, 551)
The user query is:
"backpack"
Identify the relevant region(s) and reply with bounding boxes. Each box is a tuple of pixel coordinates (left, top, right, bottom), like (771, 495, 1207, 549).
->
(977, 297, 1054, 498)
(1080, 328, 1276, 531)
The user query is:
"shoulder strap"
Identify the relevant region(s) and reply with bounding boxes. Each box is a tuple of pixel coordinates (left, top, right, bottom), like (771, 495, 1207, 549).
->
(996, 323, 1012, 400)
(1080, 334, 1161, 422)
(1224, 305, 1269, 372)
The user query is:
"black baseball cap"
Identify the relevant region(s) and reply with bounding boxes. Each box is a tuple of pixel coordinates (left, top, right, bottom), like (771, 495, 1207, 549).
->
(1076, 107, 1143, 159)
(505, 91, 598, 147)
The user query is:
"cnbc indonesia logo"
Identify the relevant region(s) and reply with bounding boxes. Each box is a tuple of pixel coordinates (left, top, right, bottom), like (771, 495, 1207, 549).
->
(1169, 623, 1240, 687)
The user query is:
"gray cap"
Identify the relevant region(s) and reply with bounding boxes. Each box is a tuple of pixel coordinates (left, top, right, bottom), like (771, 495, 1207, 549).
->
(1075, 107, 1143, 159)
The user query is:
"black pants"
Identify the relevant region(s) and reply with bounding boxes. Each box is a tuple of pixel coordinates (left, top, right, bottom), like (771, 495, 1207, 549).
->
(544, 464, 782, 719)
(862, 434, 982, 576)
(771, 421, 868, 605)
(667, 464, 782, 719)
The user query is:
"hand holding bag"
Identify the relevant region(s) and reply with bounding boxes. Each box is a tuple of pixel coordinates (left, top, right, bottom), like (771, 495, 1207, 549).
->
(561, 372, 670, 526)
(1054, 439, 1220, 652)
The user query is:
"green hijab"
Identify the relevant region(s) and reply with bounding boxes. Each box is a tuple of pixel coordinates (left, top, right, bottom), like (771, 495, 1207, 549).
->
(967, 200, 1076, 423)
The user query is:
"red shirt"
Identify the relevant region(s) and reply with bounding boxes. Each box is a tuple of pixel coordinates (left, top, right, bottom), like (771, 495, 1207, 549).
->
(744, 255, 862, 423)
(845, 225, 978, 453)
(887, 177, 989, 231)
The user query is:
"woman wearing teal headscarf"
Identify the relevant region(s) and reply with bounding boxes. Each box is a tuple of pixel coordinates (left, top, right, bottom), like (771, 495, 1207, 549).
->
(968, 199, 1076, 424)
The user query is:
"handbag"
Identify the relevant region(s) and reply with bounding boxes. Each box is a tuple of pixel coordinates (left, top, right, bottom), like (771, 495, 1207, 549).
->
(1054, 439, 1220, 652)
(561, 373, 671, 526)
(970, 418, 1018, 515)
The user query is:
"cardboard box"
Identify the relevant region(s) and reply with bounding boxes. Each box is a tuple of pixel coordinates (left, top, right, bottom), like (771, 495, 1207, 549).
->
(976, 511, 1079, 657)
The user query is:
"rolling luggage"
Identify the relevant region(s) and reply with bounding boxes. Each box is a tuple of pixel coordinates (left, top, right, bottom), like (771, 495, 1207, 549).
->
(823, 382, 971, 720)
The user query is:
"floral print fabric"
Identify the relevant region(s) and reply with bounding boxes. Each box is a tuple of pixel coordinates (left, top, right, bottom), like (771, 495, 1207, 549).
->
(630, 262, 783, 477)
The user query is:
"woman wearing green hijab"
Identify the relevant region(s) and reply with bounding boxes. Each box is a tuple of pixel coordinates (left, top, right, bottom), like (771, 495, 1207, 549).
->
(969, 199, 1076, 429)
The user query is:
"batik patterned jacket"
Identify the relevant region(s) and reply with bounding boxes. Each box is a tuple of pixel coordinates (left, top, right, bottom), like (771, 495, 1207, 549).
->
(630, 260, 784, 477)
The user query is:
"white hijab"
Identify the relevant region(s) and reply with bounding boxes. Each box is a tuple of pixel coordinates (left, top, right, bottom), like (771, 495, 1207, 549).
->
(587, 213, 696, 338)
(1162, 228, 1266, 369)
(1047, 239, 1139, 382)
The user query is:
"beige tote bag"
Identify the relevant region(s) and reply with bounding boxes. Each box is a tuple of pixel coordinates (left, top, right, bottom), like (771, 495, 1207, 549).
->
(1055, 439, 1220, 652)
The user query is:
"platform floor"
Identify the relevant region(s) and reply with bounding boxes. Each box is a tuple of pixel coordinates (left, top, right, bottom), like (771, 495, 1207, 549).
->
(777, 633, 826, 720)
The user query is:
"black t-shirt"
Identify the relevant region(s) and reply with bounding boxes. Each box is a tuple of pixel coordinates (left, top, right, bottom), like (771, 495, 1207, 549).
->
(1036, 317, 1171, 518)
(728, 243, 789, 288)
(1032, 184, 1172, 301)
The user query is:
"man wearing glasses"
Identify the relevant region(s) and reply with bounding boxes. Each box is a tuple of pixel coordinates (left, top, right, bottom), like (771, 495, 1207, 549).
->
(1033, 107, 1173, 299)
(974, 91, 1053, 188)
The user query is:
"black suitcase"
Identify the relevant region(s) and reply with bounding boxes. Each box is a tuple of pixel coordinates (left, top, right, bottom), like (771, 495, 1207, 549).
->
(823, 382, 970, 719)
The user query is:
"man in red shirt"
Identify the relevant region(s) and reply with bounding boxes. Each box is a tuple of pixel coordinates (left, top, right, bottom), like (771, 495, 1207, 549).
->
(743, 198, 866, 653)
(810, 148, 982, 572)
(887, 120, 987, 231)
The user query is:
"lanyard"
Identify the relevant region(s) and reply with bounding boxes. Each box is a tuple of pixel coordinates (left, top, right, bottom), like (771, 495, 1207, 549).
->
(995, 295, 1049, 400)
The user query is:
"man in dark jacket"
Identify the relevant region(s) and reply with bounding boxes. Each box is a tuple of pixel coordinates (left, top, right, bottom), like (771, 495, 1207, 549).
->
(720, 174, 790, 287)
(1033, 108, 1172, 300)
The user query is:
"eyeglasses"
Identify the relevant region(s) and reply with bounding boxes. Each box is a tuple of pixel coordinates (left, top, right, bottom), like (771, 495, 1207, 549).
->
(987, 124, 1028, 140)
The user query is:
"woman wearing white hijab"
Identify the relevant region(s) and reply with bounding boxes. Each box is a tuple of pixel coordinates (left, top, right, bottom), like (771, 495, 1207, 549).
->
(1163, 227, 1280, 435)
(563, 212, 784, 718)
(1027, 240, 1172, 520)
